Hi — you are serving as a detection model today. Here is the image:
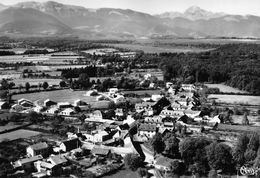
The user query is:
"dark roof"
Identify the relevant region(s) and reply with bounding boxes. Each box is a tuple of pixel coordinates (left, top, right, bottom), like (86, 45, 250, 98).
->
(139, 123, 157, 132)
(28, 142, 48, 151)
(61, 138, 81, 151)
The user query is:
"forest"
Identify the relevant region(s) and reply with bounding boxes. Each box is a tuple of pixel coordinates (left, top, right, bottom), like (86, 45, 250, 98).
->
(158, 44, 260, 95)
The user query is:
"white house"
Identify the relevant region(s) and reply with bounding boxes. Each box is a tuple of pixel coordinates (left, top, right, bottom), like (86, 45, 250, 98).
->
(45, 107, 59, 115)
(89, 110, 103, 120)
(59, 108, 75, 116)
(151, 95, 163, 102)
(166, 82, 173, 89)
(160, 109, 184, 118)
(85, 90, 98, 96)
(181, 84, 196, 92)
(33, 106, 44, 113)
(139, 123, 157, 138)
(108, 88, 119, 94)
(27, 142, 48, 157)
(18, 98, 34, 108)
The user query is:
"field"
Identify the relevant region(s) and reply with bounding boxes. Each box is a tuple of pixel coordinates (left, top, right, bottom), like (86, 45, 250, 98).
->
(208, 94, 260, 105)
(105, 43, 212, 53)
(0, 129, 41, 142)
(205, 83, 248, 93)
(12, 89, 97, 104)
(12, 78, 62, 86)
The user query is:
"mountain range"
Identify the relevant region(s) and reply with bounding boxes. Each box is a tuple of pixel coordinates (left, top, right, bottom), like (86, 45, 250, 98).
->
(0, 1, 260, 39)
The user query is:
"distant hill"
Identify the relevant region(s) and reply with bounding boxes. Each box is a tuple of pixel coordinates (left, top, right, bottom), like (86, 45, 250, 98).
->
(0, 1, 259, 38)
(0, 7, 72, 35)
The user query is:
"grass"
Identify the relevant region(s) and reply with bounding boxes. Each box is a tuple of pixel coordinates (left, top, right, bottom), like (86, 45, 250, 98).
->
(208, 94, 260, 105)
(205, 83, 248, 93)
(0, 129, 41, 142)
(12, 89, 97, 104)
(12, 78, 62, 86)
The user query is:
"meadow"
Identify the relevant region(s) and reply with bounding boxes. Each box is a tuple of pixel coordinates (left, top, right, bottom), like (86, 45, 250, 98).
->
(0, 129, 41, 142)
(12, 89, 97, 104)
(205, 83, 248, 93)
(12, 78, 62, 86)
(208, 94, 260, 105)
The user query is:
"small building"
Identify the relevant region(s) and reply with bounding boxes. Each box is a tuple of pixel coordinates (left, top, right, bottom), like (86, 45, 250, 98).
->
(47, 155, 67, 166)
(91, 146, 111, 157)
(115, 108, 124, 117)
(108, 88, 119, 94)
(73, 99, 87, 107)
(151, 95, 163, 102)
(45, 107, 59, 115)
(138, 123, 157, 138)
(59, 138, 81, 152)
(10, 104, 25, 112)
(160, 109, 184, 118)
(57, 102, 72, 109)
(0, 101, 9, 109)
(12, 155, 43, 170)
(166, 82, 173, 89)
(17, 98, 34, 108)
(33, 106, 44, 113)
(93, 130, 110, 143)
(43, 99, 57, 107)
(181, 84, 196, 92)
(27, 142, 49, 157)
(59, 108, 75, 116)
(34, 161, 60, 176)
(89, 110, 103, 120)
(85, 90, 98, 96)
(135, 102, 155, 113)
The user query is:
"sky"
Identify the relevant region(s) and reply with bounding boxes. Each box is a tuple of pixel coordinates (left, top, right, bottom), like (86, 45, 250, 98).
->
(1, 0, 260, 16)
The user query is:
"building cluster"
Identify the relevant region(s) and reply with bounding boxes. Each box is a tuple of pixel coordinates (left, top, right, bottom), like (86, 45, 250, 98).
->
(5, 83, 223, 177)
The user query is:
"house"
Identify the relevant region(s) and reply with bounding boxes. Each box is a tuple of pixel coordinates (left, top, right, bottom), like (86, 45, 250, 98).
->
(135, 102, 155, 113)
(45, 107, 59, 115)
(160, 109, 184, 118)
(73, 99, 87, 107)
(43, 99, 57, 107)
(84, 130, 110, 143)
(144, 116, 163, 127)
(59, 138, 81, 152)
(151, 95, 163, 102)
(34, 161, 60, 176)
(115, 108, 124, 117)
(12, 155, 43, 170)
(108, 88, 119, 94)
(0, 101, 9, 109)
(57, 102, 72, 109)
(112, 94, 125, 104)
(59, 108, 75, 116)
(17, 98, 34, 108)
(138, 123, 157, 138)
(85, 90, 98, 96)
(47, 155, 67, 166)
(91, 146, 111, 157)
(10, 104, 25, 112)
(181, 84, 196, 92)
(89, 110, 103, 120)
(27, 142, 49, 157)
(183, 110, 201, 118)
(166, 82, 173, 89)
(33, 106, 44, 113)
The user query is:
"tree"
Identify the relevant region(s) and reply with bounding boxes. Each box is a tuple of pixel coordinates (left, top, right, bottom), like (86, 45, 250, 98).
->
(242, 112, 249, 125)
(179, 137, 211, 175)
(150, 133, 165, 155)
(124, 153, 144, 171)
(42, 81, 49, 90)
(169, 160, 185, 177)
(164, 133, 180, 158)
(233, 134, 249, 168)
(0, 90, 8, 100)
(137, 167, 149, 178)
(25, 82, 30, 92)
(59, 81, 66, 88)
(206, 142, 234, 174)
(78, 73, 91, 89)
(26, 111, 43, 123)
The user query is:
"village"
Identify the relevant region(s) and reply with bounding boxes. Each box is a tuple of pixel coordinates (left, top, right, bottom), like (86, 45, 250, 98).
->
(1, 78, 245, 178)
